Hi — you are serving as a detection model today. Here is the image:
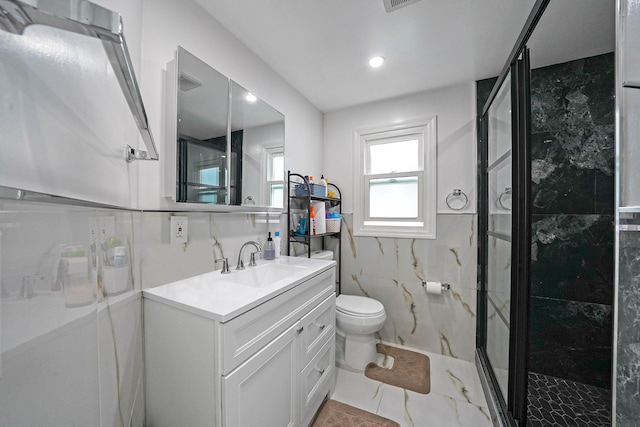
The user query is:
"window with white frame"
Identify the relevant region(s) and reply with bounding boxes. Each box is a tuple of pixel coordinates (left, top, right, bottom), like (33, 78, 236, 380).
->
(353, 117, 437, 239)
(266, 148, 284, 207)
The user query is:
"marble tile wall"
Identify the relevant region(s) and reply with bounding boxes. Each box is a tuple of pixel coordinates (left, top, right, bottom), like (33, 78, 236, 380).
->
(615, 218, 640, 425)
(528, 52, 615, 389)
(340, 213, 478, 362)
(140, 211, 279, 289)
(0, 196, 278, 425)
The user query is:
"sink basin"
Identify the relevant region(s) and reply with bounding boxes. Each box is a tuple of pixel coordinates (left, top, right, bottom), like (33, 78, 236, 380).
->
(223, 263, 307, 288)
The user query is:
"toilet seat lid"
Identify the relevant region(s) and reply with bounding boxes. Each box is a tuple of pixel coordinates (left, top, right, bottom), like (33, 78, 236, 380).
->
(336, 294, 385, 317)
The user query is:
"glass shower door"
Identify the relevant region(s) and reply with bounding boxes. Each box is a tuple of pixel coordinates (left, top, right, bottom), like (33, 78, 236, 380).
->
(486, 72, 513, 398)
(478, 48, 531, 426)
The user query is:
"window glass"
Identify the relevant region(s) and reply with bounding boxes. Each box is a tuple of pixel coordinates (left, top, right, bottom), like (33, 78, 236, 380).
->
(200, 167, 220, 187)
(368, 139, 419, 174)
(266, 150, 284, 207)
(368, 177, 418, 218)
(270, 183, 283, 208)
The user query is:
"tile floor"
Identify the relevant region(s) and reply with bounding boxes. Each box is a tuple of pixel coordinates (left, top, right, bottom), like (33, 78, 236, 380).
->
(330, 345, 492, 427)
(527, 372, 611, 427)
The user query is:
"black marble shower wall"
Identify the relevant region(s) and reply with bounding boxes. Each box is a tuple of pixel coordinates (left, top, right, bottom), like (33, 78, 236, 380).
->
(529, 53, 614, 389)
(477, 52, 615, 390)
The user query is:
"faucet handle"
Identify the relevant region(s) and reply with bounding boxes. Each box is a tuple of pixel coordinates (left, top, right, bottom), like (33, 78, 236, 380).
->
(17, 276, 38, 299)
(249, 252, 259, 267)
(214, 258, 231, 274)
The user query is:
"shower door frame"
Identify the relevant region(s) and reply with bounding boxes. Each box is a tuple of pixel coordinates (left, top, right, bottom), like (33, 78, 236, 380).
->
(476, 0, 548, 425)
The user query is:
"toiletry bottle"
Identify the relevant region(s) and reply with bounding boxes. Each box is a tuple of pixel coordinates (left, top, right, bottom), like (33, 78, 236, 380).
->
(310, 206, 317, 236)
(318, 174, 327, 196)
(264, 232, 276, 260)
(296, 217, 307, 235)
(273, 230, 281, 258)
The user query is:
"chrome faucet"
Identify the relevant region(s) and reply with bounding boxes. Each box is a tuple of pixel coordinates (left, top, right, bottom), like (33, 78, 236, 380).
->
(214, 258, 231, 274)
(236, 241, 262, 270)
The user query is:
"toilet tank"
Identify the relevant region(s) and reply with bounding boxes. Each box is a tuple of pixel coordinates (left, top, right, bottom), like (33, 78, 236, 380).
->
(298, 250, 334, 260)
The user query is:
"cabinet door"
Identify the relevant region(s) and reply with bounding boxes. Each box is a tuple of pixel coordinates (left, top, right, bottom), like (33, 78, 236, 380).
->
(222, 322, 300, 427)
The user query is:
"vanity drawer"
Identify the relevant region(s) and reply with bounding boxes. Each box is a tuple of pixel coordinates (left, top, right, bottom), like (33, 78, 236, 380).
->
(219, 268, 335, 375)
(298, 293, 335, 368)
(300, 335, 335, 417)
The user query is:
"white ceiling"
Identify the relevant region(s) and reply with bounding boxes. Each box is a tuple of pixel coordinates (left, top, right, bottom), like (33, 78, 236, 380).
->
(194, 0, 615, 113)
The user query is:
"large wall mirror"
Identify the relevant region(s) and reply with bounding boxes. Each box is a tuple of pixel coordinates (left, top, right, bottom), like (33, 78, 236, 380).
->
(165, 47, 285, 209)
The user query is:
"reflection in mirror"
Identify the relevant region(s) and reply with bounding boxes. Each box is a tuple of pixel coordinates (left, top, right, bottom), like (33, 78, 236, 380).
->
(230, 80, 285, 208)
(176, 47, 230, 204)
(170, 47, 285, 208)
(527, 0, 613, 69)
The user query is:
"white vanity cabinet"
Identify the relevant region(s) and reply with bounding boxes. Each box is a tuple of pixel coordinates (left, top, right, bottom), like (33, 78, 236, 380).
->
(222, 321, 299, 427)
(144, 260, 336, 427)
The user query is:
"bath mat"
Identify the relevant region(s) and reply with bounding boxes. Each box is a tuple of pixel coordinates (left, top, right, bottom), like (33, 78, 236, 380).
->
(311, 399, 400, 427)
(365, 343, 431, 394)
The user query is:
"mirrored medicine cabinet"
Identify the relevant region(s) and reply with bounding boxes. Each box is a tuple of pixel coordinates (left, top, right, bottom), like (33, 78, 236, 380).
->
(164, 47, 285, 210)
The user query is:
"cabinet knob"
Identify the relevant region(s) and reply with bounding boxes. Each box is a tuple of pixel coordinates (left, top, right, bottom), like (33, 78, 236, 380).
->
(313, 321, 326, 330)
(296, 326, 304, 334)
(314, 366, 325, 375)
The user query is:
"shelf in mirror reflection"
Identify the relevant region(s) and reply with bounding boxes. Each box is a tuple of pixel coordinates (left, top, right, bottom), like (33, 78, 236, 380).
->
(1, 290, 139, 358)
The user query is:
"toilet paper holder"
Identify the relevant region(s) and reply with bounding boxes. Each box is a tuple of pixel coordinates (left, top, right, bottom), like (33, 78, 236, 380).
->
(421, 281, 451, 291)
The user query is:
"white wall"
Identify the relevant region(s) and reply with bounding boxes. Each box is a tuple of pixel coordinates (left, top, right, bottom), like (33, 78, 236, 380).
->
(0, 1, 316, 425)
(0, 0, 322, 211)
(323, 82, 476, 214)
(242, 123, 284, 206)
(324, 82, 479, 361)
(138, 0, 324, 210)
(0, 0, 143, 208)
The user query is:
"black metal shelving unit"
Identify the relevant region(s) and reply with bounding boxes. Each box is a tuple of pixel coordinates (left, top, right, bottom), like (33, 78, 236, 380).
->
(286, 171, 342, 293)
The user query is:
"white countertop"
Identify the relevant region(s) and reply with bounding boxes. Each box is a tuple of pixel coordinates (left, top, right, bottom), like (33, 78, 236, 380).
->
(142, 256, 335, 322)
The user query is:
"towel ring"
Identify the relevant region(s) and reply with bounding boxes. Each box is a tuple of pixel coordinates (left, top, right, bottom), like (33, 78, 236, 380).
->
(497, 187, 512, 210)
(445, 189, 468, 210)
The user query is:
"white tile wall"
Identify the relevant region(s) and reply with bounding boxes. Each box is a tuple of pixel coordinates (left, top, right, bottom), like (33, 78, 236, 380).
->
(0, 198, 282, 425)
(0, 201, 145, 425)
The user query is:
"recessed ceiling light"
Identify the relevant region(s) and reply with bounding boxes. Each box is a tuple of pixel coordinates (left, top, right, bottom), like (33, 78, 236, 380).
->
(369, 56, 385, 68)
(245, 93, 257, 102)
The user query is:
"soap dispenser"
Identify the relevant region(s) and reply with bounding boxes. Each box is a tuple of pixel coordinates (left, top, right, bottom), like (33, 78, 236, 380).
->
(273, 230, 281, 258)
(264, 232, 276, 260)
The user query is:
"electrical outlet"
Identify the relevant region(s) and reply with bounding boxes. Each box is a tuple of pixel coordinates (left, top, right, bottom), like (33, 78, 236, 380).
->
(170, 216, 188, 244)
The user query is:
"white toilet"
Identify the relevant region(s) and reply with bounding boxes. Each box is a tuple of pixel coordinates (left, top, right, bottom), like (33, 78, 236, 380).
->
(335, 294, 387, 371)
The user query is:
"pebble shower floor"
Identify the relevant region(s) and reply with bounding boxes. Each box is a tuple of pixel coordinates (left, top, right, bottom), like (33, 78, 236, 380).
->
(527, 372, 611, 427)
